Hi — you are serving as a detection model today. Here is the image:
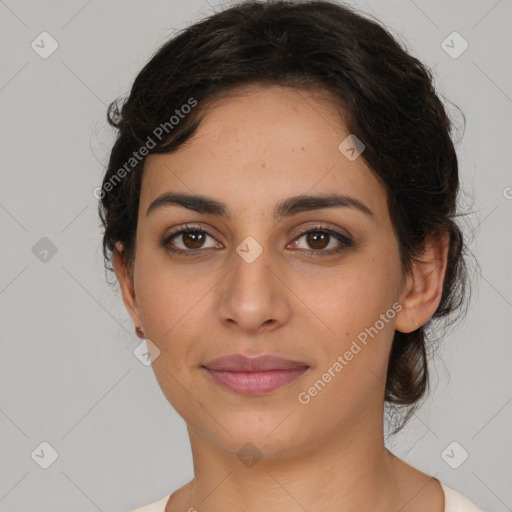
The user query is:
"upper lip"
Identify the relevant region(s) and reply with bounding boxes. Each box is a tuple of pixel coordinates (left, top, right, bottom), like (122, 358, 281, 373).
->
(202, 354, 309, 372)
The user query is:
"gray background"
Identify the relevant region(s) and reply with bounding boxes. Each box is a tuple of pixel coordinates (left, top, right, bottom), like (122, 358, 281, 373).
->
(1, 0, 511, 510)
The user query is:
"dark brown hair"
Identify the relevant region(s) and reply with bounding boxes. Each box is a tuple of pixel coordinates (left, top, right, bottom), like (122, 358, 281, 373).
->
(98, 0, 472, 433)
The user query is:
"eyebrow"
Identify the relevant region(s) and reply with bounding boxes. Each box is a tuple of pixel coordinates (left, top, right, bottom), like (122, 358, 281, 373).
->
(146, 191, 374, 221)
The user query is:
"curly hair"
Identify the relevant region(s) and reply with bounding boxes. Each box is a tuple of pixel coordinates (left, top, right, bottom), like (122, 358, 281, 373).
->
(98, 0, 472, 434)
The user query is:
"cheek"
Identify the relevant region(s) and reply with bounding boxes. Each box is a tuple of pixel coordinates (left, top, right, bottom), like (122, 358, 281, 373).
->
(133, 264, 226, 381)
(294, 254, 401, 393)
(296, 268, 399, 419)
(135, 248, 207, 323)
(296, 258, 397, 336)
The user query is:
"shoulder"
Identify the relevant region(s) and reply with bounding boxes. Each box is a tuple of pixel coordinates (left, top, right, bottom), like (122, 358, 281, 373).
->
(131, 494, 171, 512)
(440, 481, 485, 512)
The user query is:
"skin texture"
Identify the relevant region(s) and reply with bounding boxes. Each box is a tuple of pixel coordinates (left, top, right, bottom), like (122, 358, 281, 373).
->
(114, 84, 449, 512)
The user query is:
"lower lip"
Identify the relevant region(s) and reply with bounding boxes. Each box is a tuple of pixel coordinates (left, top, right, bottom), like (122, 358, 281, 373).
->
(203, 367, 309, 395)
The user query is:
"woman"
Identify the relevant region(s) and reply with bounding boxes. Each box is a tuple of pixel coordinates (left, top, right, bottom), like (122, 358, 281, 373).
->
(98, 1, 483, 510)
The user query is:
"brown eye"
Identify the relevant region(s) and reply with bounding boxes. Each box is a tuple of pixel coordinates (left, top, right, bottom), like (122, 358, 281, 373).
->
(162, 226, 221, 255)
(181, 231, 206, 249)
(291, 227, 353, 257)
(305, 231, 330, 250)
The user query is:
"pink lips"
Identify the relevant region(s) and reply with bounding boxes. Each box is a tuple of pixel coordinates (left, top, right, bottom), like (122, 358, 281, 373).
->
(202, 354, 309, 395)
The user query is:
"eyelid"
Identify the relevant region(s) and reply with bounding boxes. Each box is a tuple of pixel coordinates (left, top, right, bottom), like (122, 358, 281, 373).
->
(164, 222, 222, 240)
(289, 224, 353, 253)
(293, 222, 352, 241)
(162, 223, 221, 248)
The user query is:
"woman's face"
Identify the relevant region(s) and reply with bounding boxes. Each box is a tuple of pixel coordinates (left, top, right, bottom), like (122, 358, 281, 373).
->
(117, 84, 412, 460)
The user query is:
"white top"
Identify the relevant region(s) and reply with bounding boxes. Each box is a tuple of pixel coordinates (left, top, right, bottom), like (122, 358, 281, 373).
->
(131, 480, 484, 511)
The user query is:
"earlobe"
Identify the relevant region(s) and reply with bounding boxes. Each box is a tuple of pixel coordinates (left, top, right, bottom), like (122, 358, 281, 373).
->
(112, 242, 142, 330)
(395, 231, 449, 334)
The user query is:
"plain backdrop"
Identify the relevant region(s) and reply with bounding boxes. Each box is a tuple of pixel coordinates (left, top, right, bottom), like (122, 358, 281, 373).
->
(1, 0, 511, 510)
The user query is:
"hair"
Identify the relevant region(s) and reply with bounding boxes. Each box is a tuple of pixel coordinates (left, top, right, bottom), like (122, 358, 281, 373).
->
(98, 0, 472, 434)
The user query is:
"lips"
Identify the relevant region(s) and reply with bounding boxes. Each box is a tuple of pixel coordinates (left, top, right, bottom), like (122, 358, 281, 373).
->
(202, 354, 309, 395)
(203, 354, 309, 372)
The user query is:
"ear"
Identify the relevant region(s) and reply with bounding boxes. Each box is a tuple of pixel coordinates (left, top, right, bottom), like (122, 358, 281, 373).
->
(395, 231, 450, 333)
(113, 242, 142, 332)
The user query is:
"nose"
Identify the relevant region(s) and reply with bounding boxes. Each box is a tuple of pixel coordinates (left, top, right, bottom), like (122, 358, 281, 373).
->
(215, 239, 292, 335)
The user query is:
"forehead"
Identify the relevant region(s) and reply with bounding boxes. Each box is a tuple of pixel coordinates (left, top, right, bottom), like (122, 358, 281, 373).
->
(140, 84, 388, 223)
(191, 83, 346, 150)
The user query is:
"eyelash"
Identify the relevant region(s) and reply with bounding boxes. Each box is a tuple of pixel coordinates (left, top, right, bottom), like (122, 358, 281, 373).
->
(161, 223, 353, 258)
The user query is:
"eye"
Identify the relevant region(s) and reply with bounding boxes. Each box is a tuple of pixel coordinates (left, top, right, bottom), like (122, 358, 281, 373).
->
(289, 226, 353, 257)
(161, 224, 221, 256)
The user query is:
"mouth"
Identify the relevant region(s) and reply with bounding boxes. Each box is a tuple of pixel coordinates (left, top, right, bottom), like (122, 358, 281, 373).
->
(201, 354, 310, 396)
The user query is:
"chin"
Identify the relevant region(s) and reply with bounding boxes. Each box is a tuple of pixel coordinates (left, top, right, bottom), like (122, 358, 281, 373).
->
(199, 407, 313, 460)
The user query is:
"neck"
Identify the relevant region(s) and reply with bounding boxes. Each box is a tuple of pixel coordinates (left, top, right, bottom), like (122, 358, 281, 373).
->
(171, 413, 403, 512)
